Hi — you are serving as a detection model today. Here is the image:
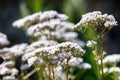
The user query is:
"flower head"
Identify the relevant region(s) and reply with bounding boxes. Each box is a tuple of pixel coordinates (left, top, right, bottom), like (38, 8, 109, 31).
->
(74, 11, 117, 32)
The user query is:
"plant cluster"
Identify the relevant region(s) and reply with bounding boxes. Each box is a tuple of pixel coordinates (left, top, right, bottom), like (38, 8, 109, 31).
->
(0, 10, 118, 80)
(0, 10, 91, 80)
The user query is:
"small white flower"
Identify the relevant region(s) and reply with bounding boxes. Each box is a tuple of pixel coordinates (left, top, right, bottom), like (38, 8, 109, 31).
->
(63, 32, 78, 41)
(102, 67, 120, 74)
(86, 40, 97, 47)
(68, 57, 83, 66)
(20, 64, 29, 70)
(40, 10, 58, 21)
(0, 67, 9, 75)
(104, 15, 117, 28)
(109, 67, 120, 73)
(58, 52, 71, 61)
(10, 68, 19, 76)
(103, 68, 109, 73)
(79, 63, 91, 69)
(27, 56, 37, 66)
(57, 14, 68, 21)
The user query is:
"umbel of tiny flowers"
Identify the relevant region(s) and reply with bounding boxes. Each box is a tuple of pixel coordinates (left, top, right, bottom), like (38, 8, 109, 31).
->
(0, 43, 29, 80)
(74, 11, 118, 80)
(12, 10, 79, 42)
(23, 41, 86, 80)
(12, 10, 89, 80)
(74, 11, 117, 34)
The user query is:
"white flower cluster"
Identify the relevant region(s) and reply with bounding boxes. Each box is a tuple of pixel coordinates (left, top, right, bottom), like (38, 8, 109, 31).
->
(23, 42, 85, 62)
(11, 10, 91, 80)
(12, 12, 42, 28)
(22, 40, 58, 60)
(26, 15, 76, 41)
(0, 32, 9, 47)
(68, 57, 91, 69)
(0, 43, 28, 60)
(22, 41, 89, 80)
(74, 11, 117, 32)
(0, 61, 18, 79)
(103, 67, 120, 74)
(12, 10, 79, 42)
(0, 43, 30, 80)
(98, 54, 120, 64)
(12, 10, 68, 29)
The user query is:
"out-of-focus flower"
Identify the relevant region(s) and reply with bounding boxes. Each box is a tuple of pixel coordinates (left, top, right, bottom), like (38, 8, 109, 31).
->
(0, 66, 18, 76)
(68, 57, 83, 66)
(86, 40, 97, 48)
(102, 67, 120, 74)
(100, 54, 120, 64)
(0, 32, 9, 47)
(109, 67, 120, 73)
(0, 43, 28, 60)
(20, 63, 29, 71)
(23, 42, 85, 61)
(12, 12, 42, 29)
(12, 10, 68, 30)
(79, 63, 91, 69)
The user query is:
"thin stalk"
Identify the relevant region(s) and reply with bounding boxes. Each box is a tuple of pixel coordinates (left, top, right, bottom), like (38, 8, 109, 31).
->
(66, 59, 69, 80)
(100, 32, 104, 80)
(48, 65, 52, 80)
(94, 32, 101, 80)
(51, 66, 56, 80)
(113, 63, 118, 80)
(23, 69, 36, 80)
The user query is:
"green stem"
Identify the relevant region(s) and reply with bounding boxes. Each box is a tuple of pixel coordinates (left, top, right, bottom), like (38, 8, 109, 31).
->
(113, 63, 118, 80)
(23, 69, 36, 80)
(100, 32, 104, 80)
(94, 32, 101, 80)
(48, 65, 52, 80)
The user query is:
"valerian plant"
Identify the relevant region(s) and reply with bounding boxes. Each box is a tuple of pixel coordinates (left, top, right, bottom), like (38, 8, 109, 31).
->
(0, 10, 118, 80)
(0, 10, 91, 80)
(74, 11, 117, 80)
(12, 10, 91, 80)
